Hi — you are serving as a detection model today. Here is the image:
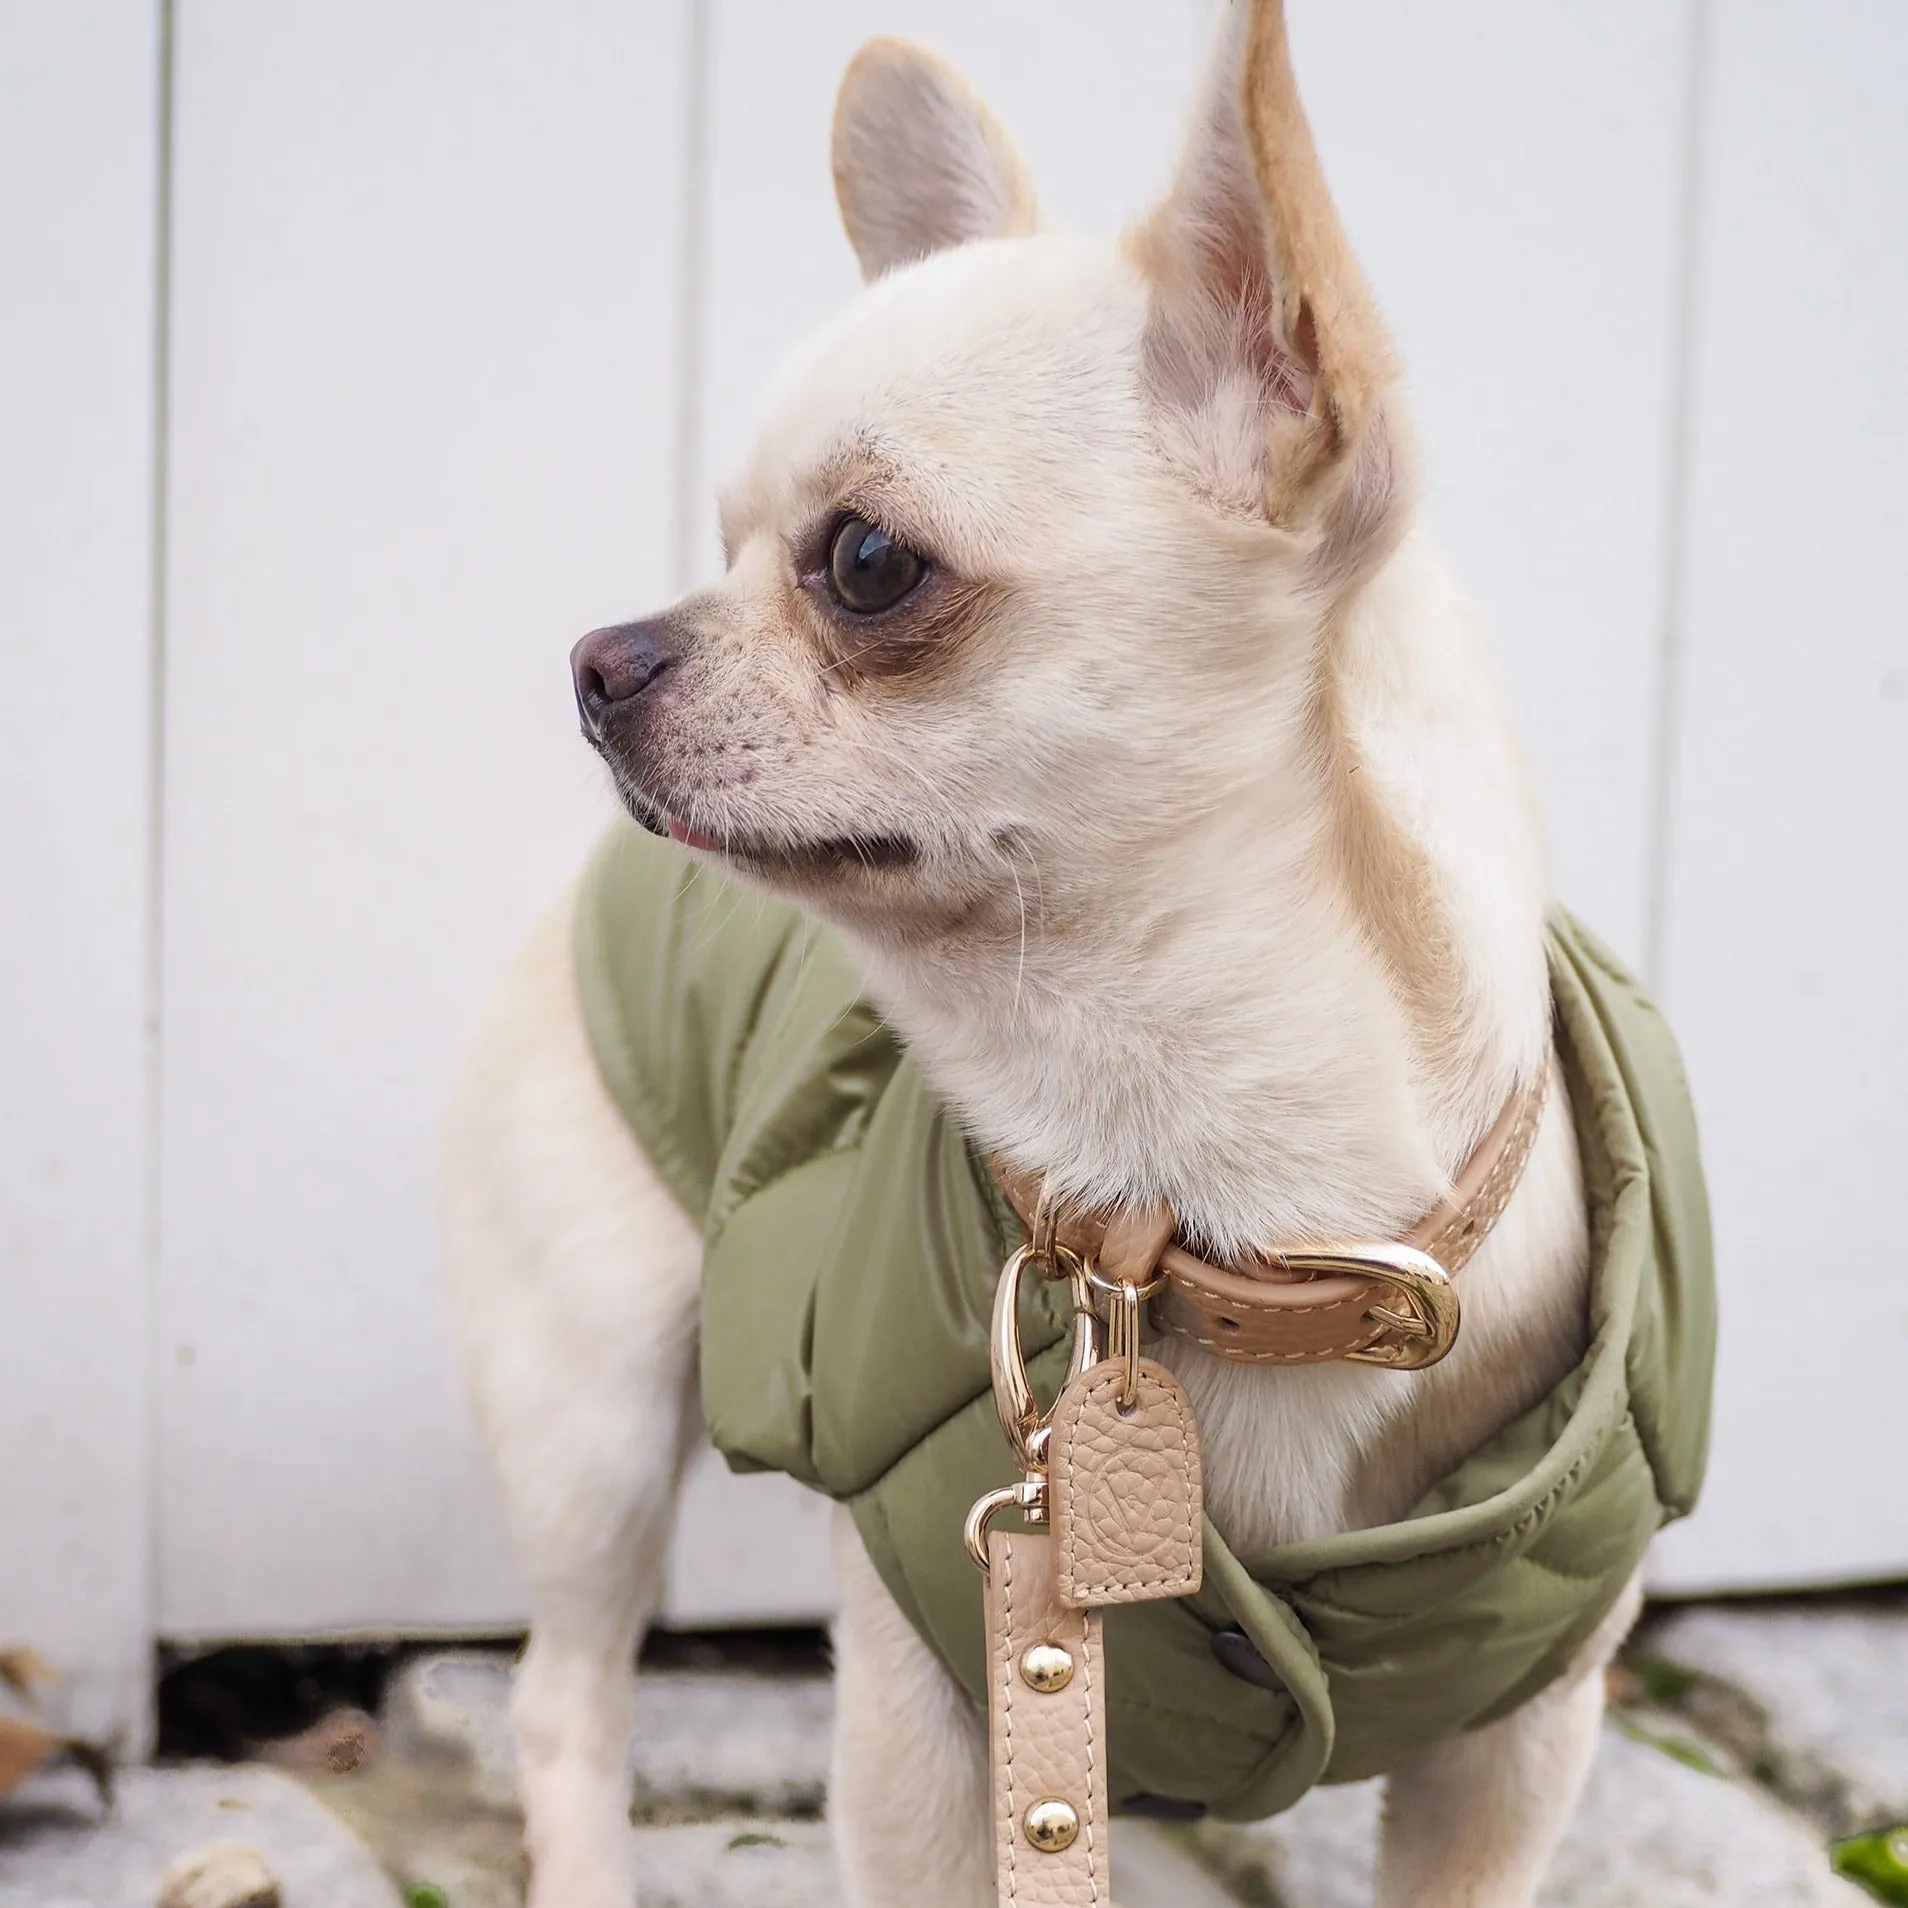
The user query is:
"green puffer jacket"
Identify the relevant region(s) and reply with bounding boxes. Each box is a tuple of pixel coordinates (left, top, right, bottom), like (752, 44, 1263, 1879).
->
(575, 820, 1715, 1820)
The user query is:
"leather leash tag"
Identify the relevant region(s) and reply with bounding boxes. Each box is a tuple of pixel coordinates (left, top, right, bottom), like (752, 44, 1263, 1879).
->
(1047, 1359, 1203, 1609)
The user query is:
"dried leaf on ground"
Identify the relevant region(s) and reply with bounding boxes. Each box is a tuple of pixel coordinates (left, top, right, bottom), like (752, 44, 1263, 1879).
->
(0, 1715, 64, 1794)
(0, 1646, 58, 1705)
(255, 1706, 379, 1777)
(0, 1714, 115, 1807)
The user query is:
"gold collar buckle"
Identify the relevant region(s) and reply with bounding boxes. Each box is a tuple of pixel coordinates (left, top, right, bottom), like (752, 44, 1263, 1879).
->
(1279, 1242, 1461, 1369)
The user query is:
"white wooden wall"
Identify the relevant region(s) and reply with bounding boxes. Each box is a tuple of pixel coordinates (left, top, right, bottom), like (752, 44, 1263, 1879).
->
(3, 0, 1904, 1740)
(1645, 1, 1908, 1593)
(0, 0, 164, 1745)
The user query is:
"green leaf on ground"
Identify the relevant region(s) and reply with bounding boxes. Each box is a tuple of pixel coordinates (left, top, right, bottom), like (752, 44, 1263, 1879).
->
(1609, 1710, 1727, 1779)
(1625, 1653, 1700, 1707)
(1833, 1826, 1908, 1905)
(405, 1886, 449, 1908)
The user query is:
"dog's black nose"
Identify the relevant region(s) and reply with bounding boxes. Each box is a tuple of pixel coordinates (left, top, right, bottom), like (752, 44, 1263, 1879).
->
(571, 619, 678, 734)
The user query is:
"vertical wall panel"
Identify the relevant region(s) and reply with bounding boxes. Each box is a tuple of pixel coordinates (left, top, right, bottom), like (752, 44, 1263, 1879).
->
(0, 0, 161, 1740)
(1649, 3, 1908, 1593)
(1292, 0, 1695, 966)
(157, 0, 691, 1634)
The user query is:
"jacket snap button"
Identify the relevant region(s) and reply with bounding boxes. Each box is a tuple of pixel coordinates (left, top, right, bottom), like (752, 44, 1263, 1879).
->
(1019, 1643, 1074, 1693)
(1024, 1798, 1080, 1853)
(1210, 1626, 1283, 1690)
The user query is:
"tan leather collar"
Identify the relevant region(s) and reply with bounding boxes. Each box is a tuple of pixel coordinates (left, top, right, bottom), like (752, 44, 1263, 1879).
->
(991, 1059, 1552, 1370)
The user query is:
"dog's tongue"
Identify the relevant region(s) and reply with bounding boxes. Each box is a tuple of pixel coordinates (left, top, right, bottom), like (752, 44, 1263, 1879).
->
(667, 817, 724, 853)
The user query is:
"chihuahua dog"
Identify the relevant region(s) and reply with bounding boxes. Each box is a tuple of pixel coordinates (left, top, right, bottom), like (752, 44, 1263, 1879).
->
(442, 4, 1637, 1902)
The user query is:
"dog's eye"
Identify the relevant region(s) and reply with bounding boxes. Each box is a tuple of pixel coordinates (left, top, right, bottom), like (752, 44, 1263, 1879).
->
(827, 515, 924, 614)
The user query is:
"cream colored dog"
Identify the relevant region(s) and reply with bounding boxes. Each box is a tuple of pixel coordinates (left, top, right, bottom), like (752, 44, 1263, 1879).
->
(442, 5, 1637, 1902)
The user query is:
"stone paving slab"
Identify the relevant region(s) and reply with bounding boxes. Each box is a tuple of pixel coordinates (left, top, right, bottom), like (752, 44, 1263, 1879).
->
(625, 1817, 1256, 1908)
(312, 1654, 836, 1908)
(630, 1822, 836, 1908)
(1645, 1601, 1908, 1835)
(352, 1654, 1232, 1908)
(1193, 1721, 1869, 1908)
(301, 1757, 524, 1908)
(0, 1765, 400, 1908)
(382, 1652, 831, 1823)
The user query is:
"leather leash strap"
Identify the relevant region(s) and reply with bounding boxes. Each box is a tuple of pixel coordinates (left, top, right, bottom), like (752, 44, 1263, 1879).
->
(992, 1059, 1551, 1367)
(985, 1531, 1110, 1906)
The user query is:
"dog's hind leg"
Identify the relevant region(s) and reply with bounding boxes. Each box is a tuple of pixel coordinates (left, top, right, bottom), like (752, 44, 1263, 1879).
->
(1375, 1568, 1644, 1907)
(443, 895, 704, 1908)
(830, 1512, 996, 1908)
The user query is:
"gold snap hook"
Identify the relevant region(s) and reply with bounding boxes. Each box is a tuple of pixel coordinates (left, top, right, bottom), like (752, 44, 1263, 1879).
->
(969, 1222, 1107, 1575)
(963, 1476, 1047, 1573)
(989, 1244, 1101, 1471)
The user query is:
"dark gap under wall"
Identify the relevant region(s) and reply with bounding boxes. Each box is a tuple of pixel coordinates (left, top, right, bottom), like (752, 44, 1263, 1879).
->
(154, 1627, 832, 1764)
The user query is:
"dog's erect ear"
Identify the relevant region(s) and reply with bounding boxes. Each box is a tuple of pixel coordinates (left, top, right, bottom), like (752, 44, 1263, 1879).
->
(1135, 1, 1403, 566)
(832, 39, 1039, 282)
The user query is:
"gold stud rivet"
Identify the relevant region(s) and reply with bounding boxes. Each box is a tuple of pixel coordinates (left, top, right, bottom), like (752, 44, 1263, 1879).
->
(1019, 1642, 1075, 1694)
(1023, 1798, 1080, 1853)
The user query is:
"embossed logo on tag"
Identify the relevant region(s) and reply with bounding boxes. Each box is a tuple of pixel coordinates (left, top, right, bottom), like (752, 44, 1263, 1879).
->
(1047, 1359, 1203, 1610)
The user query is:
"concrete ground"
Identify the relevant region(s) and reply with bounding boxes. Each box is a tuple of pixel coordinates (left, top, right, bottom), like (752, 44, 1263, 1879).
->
(3, 1598, 1904, 1907)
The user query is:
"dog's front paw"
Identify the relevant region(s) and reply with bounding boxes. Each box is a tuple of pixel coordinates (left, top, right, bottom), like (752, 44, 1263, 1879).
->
(521, 1814, 640, 1908)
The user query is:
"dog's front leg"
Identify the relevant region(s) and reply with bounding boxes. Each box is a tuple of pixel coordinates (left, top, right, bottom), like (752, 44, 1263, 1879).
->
(1375, 1569, 1643, 1907)
(443, 901, 705, 1908)
(830, 1511, 996, 1908)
